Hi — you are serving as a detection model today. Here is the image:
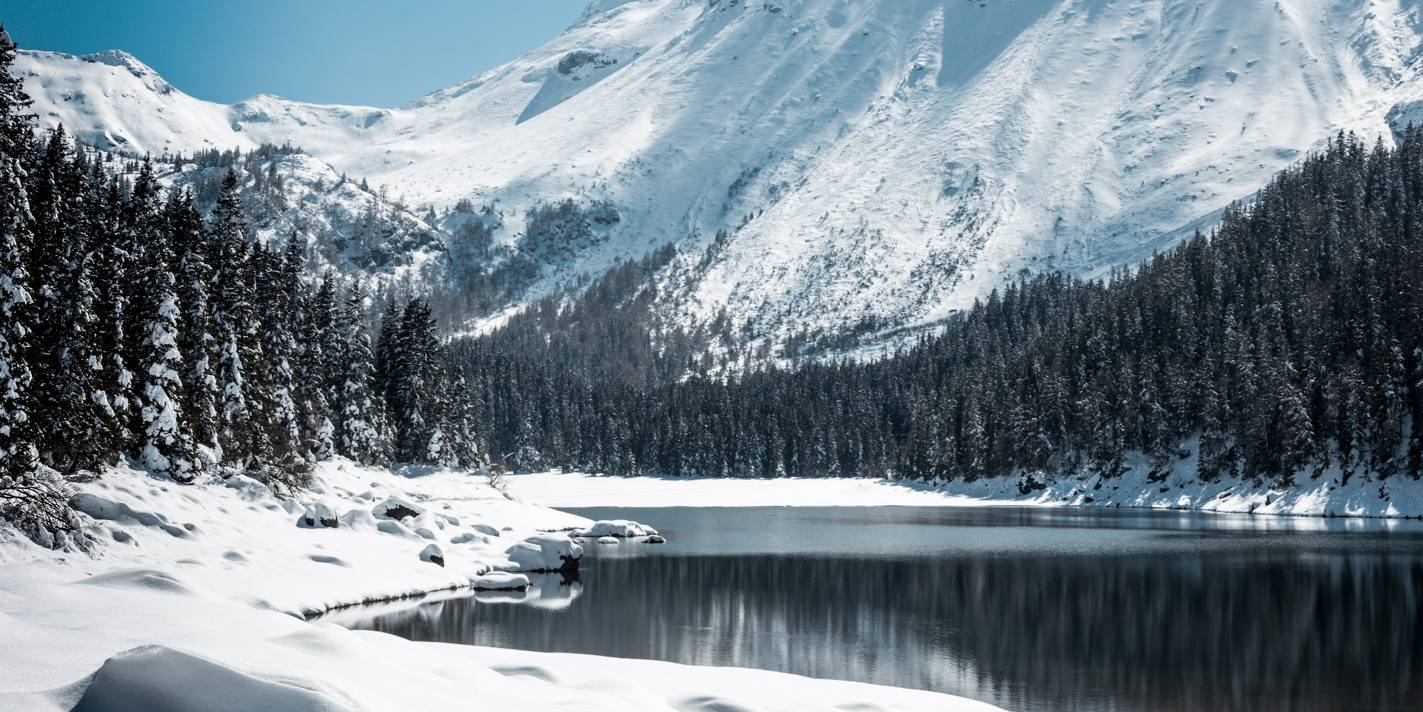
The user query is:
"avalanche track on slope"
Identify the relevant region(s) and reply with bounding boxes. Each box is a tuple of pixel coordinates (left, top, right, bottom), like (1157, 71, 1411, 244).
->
(17, 0, 1423, 342)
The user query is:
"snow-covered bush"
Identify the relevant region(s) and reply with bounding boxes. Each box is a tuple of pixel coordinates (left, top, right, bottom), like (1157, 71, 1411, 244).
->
(0, 465, 82, 549)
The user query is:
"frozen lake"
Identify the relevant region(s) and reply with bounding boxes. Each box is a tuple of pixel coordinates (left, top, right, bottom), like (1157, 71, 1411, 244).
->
(335, 506, 1423, 712)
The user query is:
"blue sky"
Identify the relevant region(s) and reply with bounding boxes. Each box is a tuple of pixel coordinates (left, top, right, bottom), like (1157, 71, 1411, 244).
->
(0, 0, 593, 107)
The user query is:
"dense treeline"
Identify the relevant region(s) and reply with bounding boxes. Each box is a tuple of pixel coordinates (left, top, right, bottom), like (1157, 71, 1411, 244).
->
(458, 130, 1423, 486)
(0, 42, 481, 545)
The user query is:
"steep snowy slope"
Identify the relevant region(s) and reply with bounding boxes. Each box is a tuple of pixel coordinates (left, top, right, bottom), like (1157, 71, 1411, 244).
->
(17, 0, 1423, 343)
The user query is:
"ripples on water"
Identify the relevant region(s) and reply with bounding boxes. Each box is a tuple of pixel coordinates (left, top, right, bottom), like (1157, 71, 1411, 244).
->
(334, 507, 1423, 712)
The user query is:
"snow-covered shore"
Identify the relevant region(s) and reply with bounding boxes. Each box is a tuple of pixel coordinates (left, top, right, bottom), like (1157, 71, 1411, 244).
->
(510, 456, 1423, 518)
(0, 459, 995, 712)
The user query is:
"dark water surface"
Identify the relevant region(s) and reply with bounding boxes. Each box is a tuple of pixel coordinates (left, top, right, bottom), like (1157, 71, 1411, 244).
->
(337, 507, 1423, 712)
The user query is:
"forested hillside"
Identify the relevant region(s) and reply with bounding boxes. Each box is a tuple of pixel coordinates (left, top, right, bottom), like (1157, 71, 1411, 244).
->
(457, 131, 1423, 491)
(0, 44, 483, 545)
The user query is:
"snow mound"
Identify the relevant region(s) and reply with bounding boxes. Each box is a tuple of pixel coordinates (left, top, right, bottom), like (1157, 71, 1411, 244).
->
(506, 533, 583, 572)
(574, 520, 658, 537)
(375, 520, 419, 538)
(472, 572, 530, 591)
(222, 476, 274, 502)
(670, 694, 770, 712)
(77, 569, 202, 597)
(71, 494, 190, 538)
(336, 508, 378, 532)
(489, 664, 562, 683)
(70, 646, 356, 712)
(597, 536, 619, 545)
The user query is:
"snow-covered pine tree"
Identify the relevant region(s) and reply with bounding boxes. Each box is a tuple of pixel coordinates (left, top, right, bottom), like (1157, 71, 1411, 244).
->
(133, 174, 196, 482)
(442, 370, 483, 469)
(297, 266, 335, 460)
(168, 188, 220, 464)
(335, 287, 387, 464)
(391, 300, 445, 464)
(207, 169, 264, 471)
(89, 163, 136, 451)
(252, 242, 307, 486)
(0, 28, 78, 543)
(29, 127, 115, 473)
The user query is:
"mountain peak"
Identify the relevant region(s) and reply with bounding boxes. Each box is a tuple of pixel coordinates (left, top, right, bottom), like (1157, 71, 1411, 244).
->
(79, 49, 156, 79)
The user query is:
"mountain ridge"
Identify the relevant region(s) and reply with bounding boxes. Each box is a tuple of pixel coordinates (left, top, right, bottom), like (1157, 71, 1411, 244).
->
(17, 0, 1423, 345)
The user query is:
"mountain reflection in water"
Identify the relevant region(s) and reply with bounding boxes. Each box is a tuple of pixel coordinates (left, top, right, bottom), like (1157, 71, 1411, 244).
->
(339, 506, 1423, 712)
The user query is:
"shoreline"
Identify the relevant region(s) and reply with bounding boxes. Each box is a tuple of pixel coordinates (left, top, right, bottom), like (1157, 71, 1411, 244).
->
(508, 459, 1423, 519)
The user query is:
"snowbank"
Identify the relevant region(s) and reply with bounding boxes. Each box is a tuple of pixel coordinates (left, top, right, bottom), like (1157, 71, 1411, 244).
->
(0, 559, 990, 712)
(0, 458, 991, 712)
(509, 461, 1423, 518)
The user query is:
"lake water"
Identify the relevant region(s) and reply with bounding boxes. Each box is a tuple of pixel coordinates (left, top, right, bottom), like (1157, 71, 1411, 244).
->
(334, 506, 1423, 712)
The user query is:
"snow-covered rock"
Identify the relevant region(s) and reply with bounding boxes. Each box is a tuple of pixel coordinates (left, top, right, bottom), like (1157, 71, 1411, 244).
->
(574, 519, 658, 537)
(506, 533, 583, 572)
(371, 497, 423, 521)
(596, 536, 619, 545)
(418, 544, 445, 567)
(310, 501, 339, 528)
(472, 572, 530, 591)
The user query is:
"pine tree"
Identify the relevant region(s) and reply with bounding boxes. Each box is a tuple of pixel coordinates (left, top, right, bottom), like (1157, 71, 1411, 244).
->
(335, 288, 386, 464)
(207, 169, 263, 470)
(134, 183, 196, 481)
(252, 243, 306, 485)
(391, 300, 446, 464)
(30, 127, 114, 473)
(169, 188, 219, 462)
(0, 28, 78, 543)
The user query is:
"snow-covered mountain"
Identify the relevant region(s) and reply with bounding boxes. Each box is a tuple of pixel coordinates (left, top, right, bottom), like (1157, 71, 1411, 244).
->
(17, 0, 1423, 343)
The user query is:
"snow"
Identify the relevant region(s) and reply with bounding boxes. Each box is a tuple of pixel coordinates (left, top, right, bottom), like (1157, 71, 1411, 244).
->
(472, 571, 529, 591)
(21, 1, 1423, 344)
(575, 519, 660, 537)
(0, 459, 995, 712)
(509, 464, 1423, 518)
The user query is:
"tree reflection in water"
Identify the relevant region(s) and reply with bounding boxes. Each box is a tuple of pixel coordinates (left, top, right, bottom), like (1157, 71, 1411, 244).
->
(344, 511, 1423, 712)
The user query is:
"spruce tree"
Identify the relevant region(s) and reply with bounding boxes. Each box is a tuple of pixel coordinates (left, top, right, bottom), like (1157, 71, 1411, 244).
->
(134, 184, 195, 481)
(0, 27, 77, 542)
(208, 169, 263, 470)
(252, 243, 307, 486)
(335, 288, 387, 464)
(169, 188, 220, 462)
